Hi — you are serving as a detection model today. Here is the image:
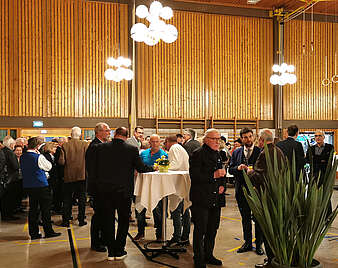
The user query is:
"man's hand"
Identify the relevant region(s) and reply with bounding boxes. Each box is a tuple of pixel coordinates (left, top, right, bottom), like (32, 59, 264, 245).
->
(238, 164, 248, 171)
(218, 186, 225, 194)
(214, 169, 226, 178)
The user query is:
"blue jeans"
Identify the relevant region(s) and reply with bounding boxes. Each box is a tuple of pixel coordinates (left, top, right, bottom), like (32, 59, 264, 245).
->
(171, 200, 191, 241)
(136, 200, 163, 238)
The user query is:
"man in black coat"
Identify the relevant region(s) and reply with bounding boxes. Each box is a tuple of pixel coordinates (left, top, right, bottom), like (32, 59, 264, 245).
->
(190, 129, 226, 268)
(276, 125, 305, 180)
(90, 127, 154, 261)
(85, 122, 111, 252)
(229, 128, 263, 255)
(183, 128, 201, 157)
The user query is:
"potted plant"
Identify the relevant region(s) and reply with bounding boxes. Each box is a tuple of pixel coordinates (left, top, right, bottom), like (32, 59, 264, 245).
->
(243, 146, 338, 268)
(154, 155, 170, 173)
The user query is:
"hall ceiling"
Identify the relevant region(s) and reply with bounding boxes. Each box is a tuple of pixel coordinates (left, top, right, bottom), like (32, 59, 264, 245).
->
(174, 0, 338, 16)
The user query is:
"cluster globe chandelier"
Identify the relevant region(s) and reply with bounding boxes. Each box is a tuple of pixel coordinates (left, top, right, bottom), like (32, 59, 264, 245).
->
(104, 56, 134, 82)
(270, 63, 297, 86)
(130, 1, 178, 46)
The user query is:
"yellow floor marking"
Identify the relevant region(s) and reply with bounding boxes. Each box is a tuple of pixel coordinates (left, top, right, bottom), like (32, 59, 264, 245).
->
(16, 239, 68, 245)
(23, 222, 28, 232)
(76, 237, 90, 241)
(221, 216, 241, 222)
(327, 232, 338, 236)
(70, 224, 82, 268)
(239, 262, 246, 265)
(227, 238, 256, 252)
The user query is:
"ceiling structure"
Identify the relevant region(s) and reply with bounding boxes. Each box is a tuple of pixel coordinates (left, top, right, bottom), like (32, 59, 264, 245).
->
(173, 0, 338, 16)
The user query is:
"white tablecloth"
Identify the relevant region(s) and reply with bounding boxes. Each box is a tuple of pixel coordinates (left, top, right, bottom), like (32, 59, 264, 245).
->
(134, 171, 191, 213)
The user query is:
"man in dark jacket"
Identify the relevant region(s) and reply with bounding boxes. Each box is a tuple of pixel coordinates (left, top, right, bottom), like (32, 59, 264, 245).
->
(229, 128, 263, 255)
(183, 128, 201, 157)
(247, 129, 286, 268)
(276, 125, 305, 180)
(190, 128, 226, 268)
(91, 127, 154, 261)
(86, 122, 111, 252)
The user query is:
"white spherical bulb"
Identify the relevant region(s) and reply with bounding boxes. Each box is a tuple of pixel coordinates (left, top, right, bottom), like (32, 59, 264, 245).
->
(124, 69, 134, 81)
(131, 23, 147, 42)
(279, 74, 287, 85)
(161, 24, 177, 43)
(149, 1, 163, 16)
(160, 6, 173, 20)
(289, 74, 297, 84)
(272, 64, 280, 73)
(136, 5, 149, 19)
(270, 74, 279, 85)
(107, 57, 116, 67)
(104, 69, 115, 80)
(144, 32, 160, 46)
(280, 63, 288, 73)
(287, 64, 295, 73)
(122, 58, 131, 67)
(149, 20, 166, 33)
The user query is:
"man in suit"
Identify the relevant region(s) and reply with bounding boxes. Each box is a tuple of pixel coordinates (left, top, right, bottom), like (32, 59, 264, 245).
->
(306, 130, 334, 216)
(90, 127, 154, 261)
(183, 128, 201, 157)
(229, 128, 263, 255)
(190, 129, 226, 268)
(126, 126, 144, 150)
(276, 125, 305, 180)
(59, 126, 89, 227)
(86, 122, 111, 252)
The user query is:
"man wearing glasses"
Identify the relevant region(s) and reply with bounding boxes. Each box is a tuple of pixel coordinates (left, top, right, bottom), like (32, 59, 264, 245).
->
(189, 129, 226, 268)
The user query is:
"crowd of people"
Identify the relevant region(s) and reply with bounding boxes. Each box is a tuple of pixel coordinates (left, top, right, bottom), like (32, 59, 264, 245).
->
(0, 124, 335, 268)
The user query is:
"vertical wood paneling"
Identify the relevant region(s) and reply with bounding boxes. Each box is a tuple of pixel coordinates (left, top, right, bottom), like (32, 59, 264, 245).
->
(284, 20, 337, 120)
(0, 0, 128, 118)
(136, 11, 273, 120)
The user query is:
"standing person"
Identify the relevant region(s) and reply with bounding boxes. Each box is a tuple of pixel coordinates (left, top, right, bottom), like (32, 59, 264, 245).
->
(133, 134, 168, 241)
(228, 128, 263, 255)
(190, 129, 226, 268)
(231, 138, 242, 154)
(176, 134, 184, 145)
(247, 129, 285, 268)
(126, 126, 144, 150)
(164, 135, 191, 246)
(276, 125, 305, 180)
(183, 129, 201, 157)
(1, 136, 19, 220)
(305, 130, 334, 215)
(59, 126, 89, 227)
(20, 137, 61, 240)
(86, 122, 111, 252)
(13, 145, 24, 213)
(91, 127, 154, 261)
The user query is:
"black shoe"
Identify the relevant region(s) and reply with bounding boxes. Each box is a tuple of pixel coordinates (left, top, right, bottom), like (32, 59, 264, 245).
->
(206, 256, 222, 266)
(78, 221, 87, 226)
(115, 250, 127, 260)
(255, 259, 272, 268)
(167, 238, 180, 247)
(91, 245, 107, 252)
(60, 221, 70, 227)
(237, 242, 252, 253)
(180, 239, 190, 246)
(45, 232, 61, 238)
(194, 263, 206, 268)
(256, 246, 264, 255)
(30, 233, 42, 240)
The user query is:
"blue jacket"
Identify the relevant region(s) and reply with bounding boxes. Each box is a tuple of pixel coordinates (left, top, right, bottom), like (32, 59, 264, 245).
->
(20, 152, 48, 188)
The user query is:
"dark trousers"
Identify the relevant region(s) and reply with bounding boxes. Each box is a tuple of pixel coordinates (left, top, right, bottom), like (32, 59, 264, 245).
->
(63, 181, 86, 222)
(263, 235, 274, 262)
(136, 200, 163, 238)
(1, 181, 21, 217)
(26, 187, 54, 237)
(171, 200, 191, 241)
(191, 205, 221, 266)
(235, 183, 263, 246)
(97, 190, 131, 256)
(90, 197, 104, 247)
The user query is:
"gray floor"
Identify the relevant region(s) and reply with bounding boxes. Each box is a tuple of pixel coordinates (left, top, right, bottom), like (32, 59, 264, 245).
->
(0, 187, 337, 268)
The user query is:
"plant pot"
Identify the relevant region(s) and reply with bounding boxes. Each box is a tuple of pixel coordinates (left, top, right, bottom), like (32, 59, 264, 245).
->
(158, 165, 169, 173)
(272, 258, 322, 268)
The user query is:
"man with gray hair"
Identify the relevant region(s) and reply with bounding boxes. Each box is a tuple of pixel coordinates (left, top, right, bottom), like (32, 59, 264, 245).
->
(190, 128, 226, 268)
(247, 129, 285, 268)
(183, 128, 201, 158)
(59, 126, 89, 227)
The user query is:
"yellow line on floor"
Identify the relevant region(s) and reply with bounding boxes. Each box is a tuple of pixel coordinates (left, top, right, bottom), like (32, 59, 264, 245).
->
(327, 232, 338, 236)
(221, 216, 241, 222)
(70, 224, 82, 268)
(227, 238, 256, 252)
(16, 239, 69, 245)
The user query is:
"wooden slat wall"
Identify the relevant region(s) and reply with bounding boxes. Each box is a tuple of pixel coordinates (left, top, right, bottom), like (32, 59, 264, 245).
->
(136, 11, 273, 120)
(0, 0, 128, 118)
(284, 20, 337, 120)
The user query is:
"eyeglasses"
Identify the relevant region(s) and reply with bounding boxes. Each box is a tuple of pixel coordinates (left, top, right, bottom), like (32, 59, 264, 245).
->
(206, 137, 221, 141)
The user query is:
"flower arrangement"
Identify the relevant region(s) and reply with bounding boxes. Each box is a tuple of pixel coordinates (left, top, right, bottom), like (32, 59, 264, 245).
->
(154, 155, 170, 173)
